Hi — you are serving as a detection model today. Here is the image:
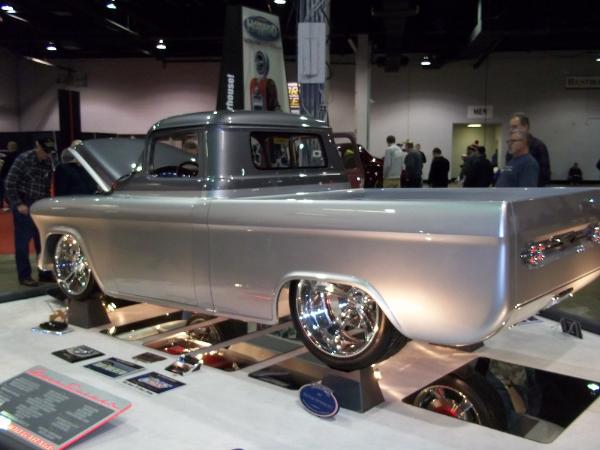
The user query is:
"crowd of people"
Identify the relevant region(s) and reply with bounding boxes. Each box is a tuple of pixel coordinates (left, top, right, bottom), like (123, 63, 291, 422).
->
(383, 112, 557, 189)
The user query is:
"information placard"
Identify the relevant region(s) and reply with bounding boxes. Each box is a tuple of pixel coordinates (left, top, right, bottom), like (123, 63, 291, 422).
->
(0, 366, 131, 450)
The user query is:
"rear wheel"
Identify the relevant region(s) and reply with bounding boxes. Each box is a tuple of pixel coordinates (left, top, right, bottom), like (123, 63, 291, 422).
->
(53, 234, 97, 301)
(290, 279, 407, 371)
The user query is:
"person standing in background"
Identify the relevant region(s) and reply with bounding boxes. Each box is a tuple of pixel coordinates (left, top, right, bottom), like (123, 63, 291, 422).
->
(496, 130, 539, 187)
(428, 148, 450, 187)
(404, 143, 423, 188)
(382, 135, 404, 188)
(4, 138, 54, 286)
(0, 141, 18, 209)
(509, 113, 550, 186)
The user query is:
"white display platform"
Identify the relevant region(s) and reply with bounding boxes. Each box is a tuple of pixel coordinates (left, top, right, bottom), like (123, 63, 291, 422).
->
(1, 295, 599, 450)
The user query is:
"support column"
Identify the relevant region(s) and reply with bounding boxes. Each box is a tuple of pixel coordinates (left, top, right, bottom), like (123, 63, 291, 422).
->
(355, 34, 371, 148)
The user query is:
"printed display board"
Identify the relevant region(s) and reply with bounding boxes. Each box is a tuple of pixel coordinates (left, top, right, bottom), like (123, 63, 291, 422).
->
(0, 366, 131, 450)
(217, 5, 289, 112)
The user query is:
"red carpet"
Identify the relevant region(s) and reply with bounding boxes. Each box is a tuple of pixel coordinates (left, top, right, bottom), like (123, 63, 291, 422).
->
(0, 211, 36, 255)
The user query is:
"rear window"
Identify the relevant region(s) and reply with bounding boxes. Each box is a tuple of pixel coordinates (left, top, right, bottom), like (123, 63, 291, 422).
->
(250, 132, 327, 170)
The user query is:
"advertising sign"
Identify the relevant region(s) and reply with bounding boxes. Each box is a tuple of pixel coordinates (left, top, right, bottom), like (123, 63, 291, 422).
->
(0, 366, 131, 450)
(217, 6, 289, 112)
(287, 82, 300, 114)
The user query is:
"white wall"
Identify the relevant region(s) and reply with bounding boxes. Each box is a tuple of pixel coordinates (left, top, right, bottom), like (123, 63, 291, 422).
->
(367, 52, 600, 180)
(2, 49, 598, 179)
(0, 48, 18, 131)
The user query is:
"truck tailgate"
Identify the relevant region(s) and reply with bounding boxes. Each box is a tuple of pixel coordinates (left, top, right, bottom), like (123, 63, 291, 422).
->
(510, 189, 600, 308)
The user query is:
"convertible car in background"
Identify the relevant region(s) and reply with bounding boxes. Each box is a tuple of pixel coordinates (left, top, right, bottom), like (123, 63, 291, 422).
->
(31, 111, 600, 371)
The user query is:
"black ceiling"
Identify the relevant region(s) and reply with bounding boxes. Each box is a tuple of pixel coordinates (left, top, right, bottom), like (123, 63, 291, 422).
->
(1, 0, 599, 65)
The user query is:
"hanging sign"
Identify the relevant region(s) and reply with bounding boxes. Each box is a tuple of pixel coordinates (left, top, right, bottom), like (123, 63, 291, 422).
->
(467, 105, 493, 119)
(217, 5, 289, 112)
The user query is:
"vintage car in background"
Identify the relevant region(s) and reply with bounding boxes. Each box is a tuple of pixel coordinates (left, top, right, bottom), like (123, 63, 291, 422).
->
(32, 111, 600, 371)
(335, 135, 383, 188)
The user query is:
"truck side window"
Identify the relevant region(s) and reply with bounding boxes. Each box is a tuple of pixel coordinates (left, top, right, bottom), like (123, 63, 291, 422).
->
(151, 131, 201, 178)
(250, 132, 327, 170)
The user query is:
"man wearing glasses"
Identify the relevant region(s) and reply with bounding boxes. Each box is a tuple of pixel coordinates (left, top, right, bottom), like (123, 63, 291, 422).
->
(496, 130, 539, 187)
(509, 113, 550, 186)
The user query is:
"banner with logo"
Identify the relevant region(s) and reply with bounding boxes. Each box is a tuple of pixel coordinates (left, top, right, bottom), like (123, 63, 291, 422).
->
(217, 6, 289, 112)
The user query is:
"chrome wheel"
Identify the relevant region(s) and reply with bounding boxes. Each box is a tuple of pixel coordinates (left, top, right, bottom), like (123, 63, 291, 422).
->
(414, 385, 481, 423)
(294, 280, 380, 358)
(54, 234, 92, 297)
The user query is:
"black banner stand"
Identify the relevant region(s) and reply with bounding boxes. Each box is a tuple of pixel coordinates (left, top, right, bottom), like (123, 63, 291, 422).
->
(68, 295, 110, 328)
(321, 367, 385, 413)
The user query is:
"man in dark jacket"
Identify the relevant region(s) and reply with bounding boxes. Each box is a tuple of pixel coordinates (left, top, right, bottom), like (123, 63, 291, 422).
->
(509, 113, 550, 186)
(5, 138, 54, 286)
(428, 148, 449, 187)
(404, 144, 423, 187)
(0, 141, 18, 208)
(463, 146, 494, 187)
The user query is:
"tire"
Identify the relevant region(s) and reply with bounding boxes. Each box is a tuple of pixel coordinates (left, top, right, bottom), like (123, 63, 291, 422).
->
(53, 234, 98, 301)
(289, 279, 407, 371)
(186, 314, 248, 344)
(412, 369, 508, 430)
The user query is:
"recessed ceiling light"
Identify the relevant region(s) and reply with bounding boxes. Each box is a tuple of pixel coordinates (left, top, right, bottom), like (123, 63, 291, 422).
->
(156, 39, 166, 50)
(106, 1, 117, 10)
(596, 57, 600, 62)
(46, 42, 57, 51)
(420, 56, 431, 66)
(274, 0, 287, 4)
(1, 4, 16, 14)
(467, 123, 482, 128)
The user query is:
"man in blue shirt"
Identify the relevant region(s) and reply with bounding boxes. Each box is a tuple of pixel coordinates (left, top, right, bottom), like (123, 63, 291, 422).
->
(496, 130, 539, 187)
(509, 113, 550, 186)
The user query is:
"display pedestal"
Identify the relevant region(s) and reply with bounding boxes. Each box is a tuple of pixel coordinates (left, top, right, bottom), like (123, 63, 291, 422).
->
(321, 367, 384, 413)
(68, 295, 110, 328)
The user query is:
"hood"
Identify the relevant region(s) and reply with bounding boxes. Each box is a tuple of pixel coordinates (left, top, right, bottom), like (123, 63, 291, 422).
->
(64, 138, 145, 192)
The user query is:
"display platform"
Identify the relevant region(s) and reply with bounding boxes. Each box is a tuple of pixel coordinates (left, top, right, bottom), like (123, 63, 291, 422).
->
(1, 295, 600, 450)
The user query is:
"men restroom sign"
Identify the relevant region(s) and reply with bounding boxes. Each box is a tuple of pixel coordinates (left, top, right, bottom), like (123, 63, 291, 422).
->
(467, 105, 493, 119)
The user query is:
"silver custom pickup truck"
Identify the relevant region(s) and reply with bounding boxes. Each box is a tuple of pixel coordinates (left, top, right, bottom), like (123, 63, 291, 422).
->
(32, 111, 600, 371)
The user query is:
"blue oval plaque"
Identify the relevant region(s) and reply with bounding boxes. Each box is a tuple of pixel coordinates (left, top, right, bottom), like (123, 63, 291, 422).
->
(299, 383, 339, 418)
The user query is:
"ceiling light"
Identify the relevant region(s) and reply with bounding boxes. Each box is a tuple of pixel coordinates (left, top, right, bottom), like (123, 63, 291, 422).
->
(420, 56, 431, 67)
(46, 42, 57, 51)
(106, 1, 117, 9)
(24, 56, 55, 67)
(1, 4, 16, 13)
(467, 123, 482, 128)
(274, 0, 287, 4)
(596, 57, 600, 62)
(156, 39, 166, 50)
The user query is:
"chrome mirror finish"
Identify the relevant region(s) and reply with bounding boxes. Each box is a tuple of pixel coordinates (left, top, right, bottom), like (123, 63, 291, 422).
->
(294, 280, 380, 358)
(54, 234, 92, 296)
(413, 385, 481, 424)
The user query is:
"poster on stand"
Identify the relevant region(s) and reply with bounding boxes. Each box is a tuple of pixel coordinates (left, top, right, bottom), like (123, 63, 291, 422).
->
(217, 5, 289, 112)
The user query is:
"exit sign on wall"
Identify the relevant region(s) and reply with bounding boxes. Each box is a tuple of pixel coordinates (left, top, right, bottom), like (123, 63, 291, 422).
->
(467, 105, 493, 119)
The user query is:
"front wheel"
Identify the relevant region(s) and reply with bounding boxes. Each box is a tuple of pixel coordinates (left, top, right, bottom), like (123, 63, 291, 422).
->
(54, 234, 98, 301)
(412, 370, 508, 430)
(290, 279, 407, 371)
